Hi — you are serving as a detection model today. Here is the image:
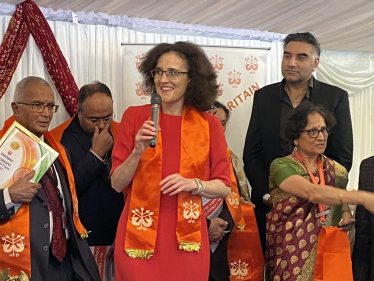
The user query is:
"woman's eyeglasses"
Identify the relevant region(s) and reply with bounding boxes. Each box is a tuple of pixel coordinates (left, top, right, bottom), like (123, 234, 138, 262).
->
(301, 128, 330, 138)
(150, 68, 188, 80)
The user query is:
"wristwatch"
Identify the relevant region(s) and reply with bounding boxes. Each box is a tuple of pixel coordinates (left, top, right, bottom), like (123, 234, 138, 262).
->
(192, 178, 203, 195)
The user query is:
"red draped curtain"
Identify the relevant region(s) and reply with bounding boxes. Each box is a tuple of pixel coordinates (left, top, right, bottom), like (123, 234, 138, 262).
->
(0, 0, 78, 116)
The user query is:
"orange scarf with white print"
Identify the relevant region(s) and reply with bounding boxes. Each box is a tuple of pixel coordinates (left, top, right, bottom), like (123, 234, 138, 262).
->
(225, 148, 264, 280)
(204, 148, 264, 280)
(124, 106, 210, 259)
(0, 116, 87, 278)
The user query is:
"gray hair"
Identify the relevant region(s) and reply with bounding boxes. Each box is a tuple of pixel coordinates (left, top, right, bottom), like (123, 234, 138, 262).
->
(13, 76, 51, 102)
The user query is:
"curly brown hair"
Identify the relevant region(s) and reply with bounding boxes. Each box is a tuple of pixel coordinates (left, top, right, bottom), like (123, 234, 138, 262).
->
(138, 42, 218, 111)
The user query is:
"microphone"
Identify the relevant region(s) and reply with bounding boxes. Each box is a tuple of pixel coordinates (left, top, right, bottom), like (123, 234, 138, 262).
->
(149, 93, 162, 148)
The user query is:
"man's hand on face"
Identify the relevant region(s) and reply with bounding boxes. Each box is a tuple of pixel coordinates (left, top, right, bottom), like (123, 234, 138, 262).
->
(91, 124, 114, 158)
(9, 170, 42, 204)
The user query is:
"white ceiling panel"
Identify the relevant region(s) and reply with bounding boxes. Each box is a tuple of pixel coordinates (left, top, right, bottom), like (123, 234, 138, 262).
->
(2, 0, 374, 53)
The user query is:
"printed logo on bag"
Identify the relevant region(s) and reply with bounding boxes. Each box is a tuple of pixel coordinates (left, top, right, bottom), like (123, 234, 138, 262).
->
(183, 200, 200, 223)
(230, 260, 249, 279)
(131, 207, 154, 231)
(135, 54, 145, 68)
(245, 56, 259, 74)
(228, 70, 241, 88)
(2, 232, 25, 257)
(209, 55, 224, 72)
(135, 81, 150, 99)
(228, 191, 240, 208)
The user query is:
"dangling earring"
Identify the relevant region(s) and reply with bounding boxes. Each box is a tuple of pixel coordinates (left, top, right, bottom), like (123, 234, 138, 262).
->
(293, 146, 297, 152)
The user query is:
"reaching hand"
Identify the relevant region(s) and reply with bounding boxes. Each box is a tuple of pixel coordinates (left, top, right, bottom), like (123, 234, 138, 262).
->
(208, 217, 228, 244)
(338, 218, 355, 231)
(133, 120, 156, 155)
(160, 174, 197, 196)
(8, 170, 42, 204)
(91, 124, 114, 158)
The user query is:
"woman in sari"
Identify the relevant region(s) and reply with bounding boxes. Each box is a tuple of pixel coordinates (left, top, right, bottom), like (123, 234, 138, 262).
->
(111, 42, 231, 281)
(266, 102, 374, 281)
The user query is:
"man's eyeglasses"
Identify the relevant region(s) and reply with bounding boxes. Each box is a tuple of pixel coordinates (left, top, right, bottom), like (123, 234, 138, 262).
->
(17, 102, 59, 113)
(81, 111, 114, 124)
(150, 68, 188, 80)
(302, 128, 330, 138)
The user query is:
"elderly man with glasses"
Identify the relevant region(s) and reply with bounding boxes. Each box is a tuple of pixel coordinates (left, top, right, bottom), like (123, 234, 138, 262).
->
(0, 76, 101, 281)
(50, 82, 123, 279)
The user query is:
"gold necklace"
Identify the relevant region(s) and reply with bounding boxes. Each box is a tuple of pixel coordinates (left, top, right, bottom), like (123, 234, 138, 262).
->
(291, 97, 304, 108)
(285, 85, 305, 108)
(291, 96, 304, 108)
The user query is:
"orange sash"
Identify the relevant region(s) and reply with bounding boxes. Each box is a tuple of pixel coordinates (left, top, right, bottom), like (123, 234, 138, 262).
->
(0, 116, 32, 277)
(313, 227, 353, 281)
(226, 149, 245, 229)
(228, 205, 264, 281)
(225, 149, 264, 281)
(124, 106, 209, 259)
(0, 116, 87, 278)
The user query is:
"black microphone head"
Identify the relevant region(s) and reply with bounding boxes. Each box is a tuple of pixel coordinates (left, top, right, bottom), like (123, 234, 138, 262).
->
(150, 93, 162, 106)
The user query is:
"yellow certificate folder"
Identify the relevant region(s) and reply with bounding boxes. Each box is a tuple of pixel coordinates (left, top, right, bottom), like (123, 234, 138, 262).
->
(0, 121, 59, 190)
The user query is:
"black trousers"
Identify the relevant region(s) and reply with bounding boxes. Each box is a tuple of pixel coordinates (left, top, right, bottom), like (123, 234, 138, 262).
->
(46, 240, 78, 281)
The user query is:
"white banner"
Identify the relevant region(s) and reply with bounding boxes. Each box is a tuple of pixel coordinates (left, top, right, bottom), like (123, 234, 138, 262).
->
(121, 44, 268, 157)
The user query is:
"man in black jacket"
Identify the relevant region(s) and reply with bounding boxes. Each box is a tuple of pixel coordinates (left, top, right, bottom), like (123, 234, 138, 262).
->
(243, 32, 353, 252)
(55, 82, 124, 248)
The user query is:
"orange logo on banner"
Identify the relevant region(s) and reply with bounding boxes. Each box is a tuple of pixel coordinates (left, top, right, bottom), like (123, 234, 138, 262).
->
(135, 81, 150, 99)
(217, 83, 224, 98)
(135, 54, 145, 68)
(209, 55, 224, 72)
(245, 56, 259, 74)
(228, 70, 241, 88)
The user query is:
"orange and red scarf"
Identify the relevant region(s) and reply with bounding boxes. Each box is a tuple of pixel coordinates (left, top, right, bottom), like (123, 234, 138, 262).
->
(124, 106, 210, 258)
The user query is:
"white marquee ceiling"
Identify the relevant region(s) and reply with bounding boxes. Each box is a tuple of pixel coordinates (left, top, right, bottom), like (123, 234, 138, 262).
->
(2, 0, 374, 53)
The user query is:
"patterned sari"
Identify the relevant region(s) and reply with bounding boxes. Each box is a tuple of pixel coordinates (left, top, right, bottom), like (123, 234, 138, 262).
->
(265, 156, 348, 281)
